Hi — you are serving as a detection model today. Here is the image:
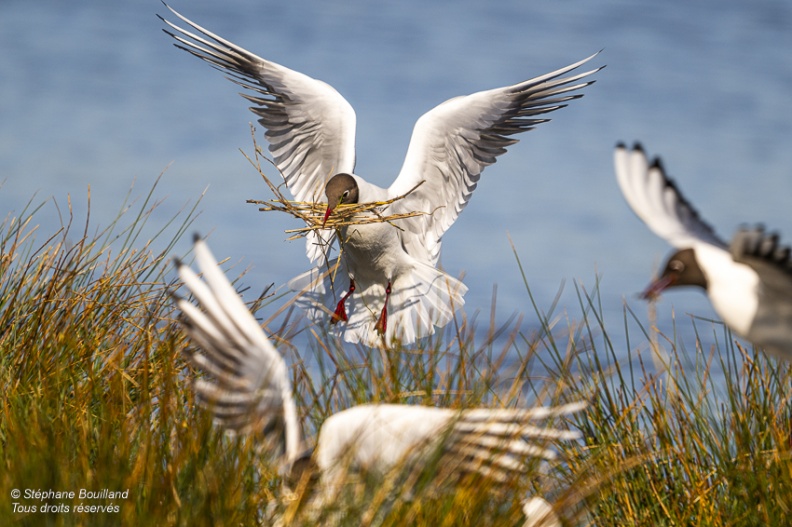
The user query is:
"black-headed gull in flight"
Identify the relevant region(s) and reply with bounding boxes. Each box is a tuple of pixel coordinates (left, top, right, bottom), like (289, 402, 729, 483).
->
(615, 143, 792, 360)
(171, 234, 585, 525)
(161, 5, 602, 347)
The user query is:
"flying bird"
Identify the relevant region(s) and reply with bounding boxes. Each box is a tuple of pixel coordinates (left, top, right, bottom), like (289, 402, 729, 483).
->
(171, 234, 585, 525)
(161, 4, 602, 347)
(614, 142, 792, 361)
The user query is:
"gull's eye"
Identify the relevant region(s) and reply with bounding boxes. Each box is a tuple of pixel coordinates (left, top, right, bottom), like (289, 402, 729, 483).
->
(343, 190, 349, 197)
(669, 260, 685, 273)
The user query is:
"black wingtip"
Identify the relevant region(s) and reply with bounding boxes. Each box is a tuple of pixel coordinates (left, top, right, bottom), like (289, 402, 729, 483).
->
(632, 142, 644, 153)
(615, 141, 626, 149)
(730, 224, 792, 275)
(192, 232, 202, 244)
(172, 256, 184, 270)
(157, 0, 172, 19)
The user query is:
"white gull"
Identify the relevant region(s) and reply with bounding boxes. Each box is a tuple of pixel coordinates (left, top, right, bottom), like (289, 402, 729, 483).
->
(171, 234, 585, 525)
(161, 4, 602, 347)
(615, 142, 792, 361)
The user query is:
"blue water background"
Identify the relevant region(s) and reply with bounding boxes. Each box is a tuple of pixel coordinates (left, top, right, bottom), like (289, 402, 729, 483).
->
(2, 0, 791, 382)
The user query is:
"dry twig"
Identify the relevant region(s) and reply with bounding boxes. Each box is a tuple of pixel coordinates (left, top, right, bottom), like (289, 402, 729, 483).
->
(241, 128, 428, 241)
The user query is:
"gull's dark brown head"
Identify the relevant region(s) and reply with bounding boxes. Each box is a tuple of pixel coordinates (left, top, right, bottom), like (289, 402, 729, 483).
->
(323, 173, 359, 226)
(642, 247, 708, 300)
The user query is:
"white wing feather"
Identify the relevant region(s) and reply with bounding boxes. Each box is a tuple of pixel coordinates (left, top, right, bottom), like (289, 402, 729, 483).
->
(446, 402, 586, 482)
(390, 53, 602, 265)
(174, 235, 303, 464)
(160, 4, 353, 262)
(614, 143, 725, 250)
(315, 402, 585, 484)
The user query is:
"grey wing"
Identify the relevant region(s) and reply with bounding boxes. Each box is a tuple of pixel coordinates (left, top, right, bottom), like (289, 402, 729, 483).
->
(731, 226, 792, 293)
(730, 226, 792, 357)
(614, 142, 726, 250)
(390, 53, 602, 265)
(173, 235, 303, 463)
(160, 4, 353, 261)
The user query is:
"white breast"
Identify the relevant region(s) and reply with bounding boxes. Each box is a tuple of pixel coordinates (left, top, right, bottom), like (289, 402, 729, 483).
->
(695, 243, 760, 337)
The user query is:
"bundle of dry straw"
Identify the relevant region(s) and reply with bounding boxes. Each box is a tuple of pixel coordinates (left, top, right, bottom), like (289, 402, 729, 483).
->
(243, 131, 427, 241)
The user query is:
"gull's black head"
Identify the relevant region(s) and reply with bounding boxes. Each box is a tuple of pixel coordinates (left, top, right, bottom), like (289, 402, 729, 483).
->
(323, 173, 359, 226)
(642, 248, 707, 299)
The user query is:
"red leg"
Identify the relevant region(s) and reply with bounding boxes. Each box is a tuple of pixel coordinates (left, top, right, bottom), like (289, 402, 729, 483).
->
(331, 279, 355, 324)
(375, 281, 392, 335)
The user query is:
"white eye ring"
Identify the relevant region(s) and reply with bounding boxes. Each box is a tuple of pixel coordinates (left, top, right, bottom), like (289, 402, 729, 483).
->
(342, 190, 349, 198)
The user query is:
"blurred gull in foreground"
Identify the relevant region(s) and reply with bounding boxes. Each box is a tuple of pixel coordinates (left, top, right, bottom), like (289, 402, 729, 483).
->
(615, 142, 792, 361)
(171, 235, 585, 525)
(161, 4, 602, 347)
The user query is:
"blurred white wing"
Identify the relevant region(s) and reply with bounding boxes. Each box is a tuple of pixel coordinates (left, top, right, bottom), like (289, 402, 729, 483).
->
(160, 4, 353, 262)
(390, 53, 602, 265)
(173, 235, 303, 464)
(614, 142, 725, 250)
(316, 402, 585, 484)
(522, 497, 561, 527)
(446, 402, 586, 482)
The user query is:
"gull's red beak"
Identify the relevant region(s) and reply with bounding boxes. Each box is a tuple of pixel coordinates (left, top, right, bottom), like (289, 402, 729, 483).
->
(641, 275, 675, 300)
(322, 206, 333, 227)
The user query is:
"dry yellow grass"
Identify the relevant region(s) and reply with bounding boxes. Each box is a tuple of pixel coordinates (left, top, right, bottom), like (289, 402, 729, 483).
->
(2, 177, 791, 526)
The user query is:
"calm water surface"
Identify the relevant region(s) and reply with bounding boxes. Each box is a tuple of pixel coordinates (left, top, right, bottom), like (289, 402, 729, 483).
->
(2, 0, 791, 381)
